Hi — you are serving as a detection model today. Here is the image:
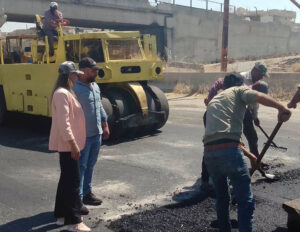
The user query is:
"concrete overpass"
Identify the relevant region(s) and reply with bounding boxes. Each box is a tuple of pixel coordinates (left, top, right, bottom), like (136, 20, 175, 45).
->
(0, 0, 172, 58)
(0, 0, 171, 28)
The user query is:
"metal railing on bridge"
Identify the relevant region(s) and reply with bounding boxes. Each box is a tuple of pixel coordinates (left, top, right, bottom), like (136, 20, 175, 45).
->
(149, 0, 237, 14)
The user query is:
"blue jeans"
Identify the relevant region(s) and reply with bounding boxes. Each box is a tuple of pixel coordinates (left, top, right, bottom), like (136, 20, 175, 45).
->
(79, 134, 102, 199)
(204, 147, 255, 232)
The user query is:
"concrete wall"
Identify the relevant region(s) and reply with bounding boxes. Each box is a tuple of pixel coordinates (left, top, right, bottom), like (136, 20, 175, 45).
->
(151, 72, 300, 93)
(151, 72, 225, 92)
(158, 4, 300, 63)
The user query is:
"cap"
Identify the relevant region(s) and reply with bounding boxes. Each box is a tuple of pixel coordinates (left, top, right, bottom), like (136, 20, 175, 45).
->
(252, 80, 268, 94)
(49, 2, 58, 8)
(59, 61, 84, 75)
(254, 62, 269, 78)
(224, 72, 244, 89)
(79, 57, 101, 70)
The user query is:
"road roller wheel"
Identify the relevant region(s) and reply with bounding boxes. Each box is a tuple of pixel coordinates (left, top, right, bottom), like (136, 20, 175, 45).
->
(146, 84, 169, 131)
(0, 86, 7, 125)
(101, 95, 115, 137)
(103, 87, 139, 139)
(101, 84, 169, 140)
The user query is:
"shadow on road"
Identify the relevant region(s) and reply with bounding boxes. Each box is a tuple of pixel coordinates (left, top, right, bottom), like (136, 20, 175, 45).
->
(171, 177, 215, 204)
(0, 113, 52, 153)
(210, 219, 238, 229)
(272, 227, 288, 232)
(0, 111, 163, 151)
(170, 178, 215, 208)
(0, 212, 59, 232)
(104, 130, 161, 146)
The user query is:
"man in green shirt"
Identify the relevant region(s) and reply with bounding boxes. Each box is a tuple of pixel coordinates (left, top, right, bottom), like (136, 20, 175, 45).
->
(203, 73, 291, 232)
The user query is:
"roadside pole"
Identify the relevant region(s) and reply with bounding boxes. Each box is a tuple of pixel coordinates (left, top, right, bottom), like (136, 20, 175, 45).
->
(221, 0, 229, 72)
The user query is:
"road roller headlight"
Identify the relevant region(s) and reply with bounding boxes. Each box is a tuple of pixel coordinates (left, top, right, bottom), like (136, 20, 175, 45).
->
(152, 63, 162, 77)
(155, 67, 161, 75)
(98, 69, 105, 78)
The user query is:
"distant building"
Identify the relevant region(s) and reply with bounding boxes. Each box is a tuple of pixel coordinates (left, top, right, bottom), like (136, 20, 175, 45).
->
(236, 8, 296, 25)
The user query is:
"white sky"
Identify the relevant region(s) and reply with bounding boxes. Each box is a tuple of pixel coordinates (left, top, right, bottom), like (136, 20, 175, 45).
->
(1, 0, 300, 32)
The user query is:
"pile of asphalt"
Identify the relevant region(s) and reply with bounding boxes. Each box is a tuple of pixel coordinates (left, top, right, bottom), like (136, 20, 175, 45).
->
(275, 169, 300, 182)
(107, 168, 300, 232)
(108, 195, 220, 232)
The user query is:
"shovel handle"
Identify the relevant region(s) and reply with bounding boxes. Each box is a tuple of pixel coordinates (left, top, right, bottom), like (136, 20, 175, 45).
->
(251, 122, 283, 176)
(257, 125, 278, 147)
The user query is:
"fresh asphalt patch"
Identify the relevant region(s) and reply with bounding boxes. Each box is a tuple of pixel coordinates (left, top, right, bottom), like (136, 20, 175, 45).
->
(106, 167, 300, 232)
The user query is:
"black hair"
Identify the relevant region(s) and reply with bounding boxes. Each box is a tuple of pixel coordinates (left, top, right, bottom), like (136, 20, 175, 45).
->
(252, 80, 268, 94)
(223, 72, 244, 89)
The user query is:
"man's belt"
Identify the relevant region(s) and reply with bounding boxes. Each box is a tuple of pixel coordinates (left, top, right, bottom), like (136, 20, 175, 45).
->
(204, 142, 243, 151)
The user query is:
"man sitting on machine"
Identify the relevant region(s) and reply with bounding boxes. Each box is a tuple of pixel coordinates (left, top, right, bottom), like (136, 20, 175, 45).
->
(43, 2, 65, 56)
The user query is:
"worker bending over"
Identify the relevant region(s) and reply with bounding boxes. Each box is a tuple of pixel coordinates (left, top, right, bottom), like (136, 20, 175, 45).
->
(203, 72, 291, 232)
(201, 62, 271, 192)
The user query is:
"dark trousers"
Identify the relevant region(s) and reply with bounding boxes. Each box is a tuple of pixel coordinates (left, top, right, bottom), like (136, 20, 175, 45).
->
(243, 109, 259, 157)
(201, 111, 210, 182)
(201, 109, 259, 183)
(44, 29, 58, 56)
(54, 152, 82, 225)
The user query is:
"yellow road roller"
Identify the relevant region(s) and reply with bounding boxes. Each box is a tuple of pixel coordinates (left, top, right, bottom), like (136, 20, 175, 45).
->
(0, 18, 169, 139)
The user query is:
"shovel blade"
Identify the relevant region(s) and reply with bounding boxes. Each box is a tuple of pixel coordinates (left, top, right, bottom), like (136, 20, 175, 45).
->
(264, 173, 280, 181)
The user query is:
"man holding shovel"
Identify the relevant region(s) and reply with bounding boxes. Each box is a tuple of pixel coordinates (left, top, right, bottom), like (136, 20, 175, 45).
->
(203, 72, 291, 232)
(201, 63, 274, 192)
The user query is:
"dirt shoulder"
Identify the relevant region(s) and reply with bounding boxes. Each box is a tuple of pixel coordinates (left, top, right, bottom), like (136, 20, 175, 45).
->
(164, 54, 300, 73)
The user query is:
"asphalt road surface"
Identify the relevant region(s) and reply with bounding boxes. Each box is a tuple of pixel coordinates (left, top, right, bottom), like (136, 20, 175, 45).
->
(0, 94, 299, 232)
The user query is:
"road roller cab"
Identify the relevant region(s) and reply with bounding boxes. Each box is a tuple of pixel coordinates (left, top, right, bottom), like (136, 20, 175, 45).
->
(0, 23, 169, 139)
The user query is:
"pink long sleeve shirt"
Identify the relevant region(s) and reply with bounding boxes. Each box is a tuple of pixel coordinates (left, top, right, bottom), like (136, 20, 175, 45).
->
(49, 87, 86, 152)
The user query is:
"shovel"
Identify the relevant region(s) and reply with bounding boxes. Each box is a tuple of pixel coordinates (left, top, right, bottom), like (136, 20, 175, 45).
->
(258, 169, 278, 180)
(257, 125, 287, 152)
(251, 122, 283, 180)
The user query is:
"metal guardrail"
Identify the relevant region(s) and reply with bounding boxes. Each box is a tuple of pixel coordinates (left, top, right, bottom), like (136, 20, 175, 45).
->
(150, 0, 236, 13)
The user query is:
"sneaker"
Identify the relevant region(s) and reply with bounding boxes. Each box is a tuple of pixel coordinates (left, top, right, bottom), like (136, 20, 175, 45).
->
(67, 222, 91, 232)
(55, 218, 64, 226)
(80, 204, 89, 215)
(83, 193, 102, 206)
